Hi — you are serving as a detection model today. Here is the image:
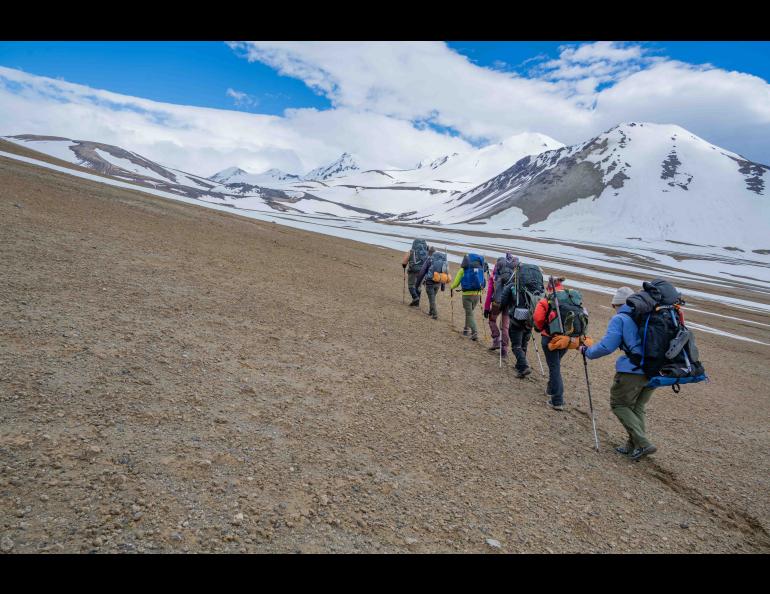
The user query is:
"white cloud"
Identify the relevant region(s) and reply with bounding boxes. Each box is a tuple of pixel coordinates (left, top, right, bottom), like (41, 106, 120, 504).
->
(0, 65, 471, 176)
(2, 41, 769, 181)
(229, 41, 770, 164)
(226, 87, 259, 108)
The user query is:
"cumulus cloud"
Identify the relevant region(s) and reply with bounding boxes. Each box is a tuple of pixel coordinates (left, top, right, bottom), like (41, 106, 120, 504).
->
(0, 65, 471, 176)
(230, 41, 770, 163)
(2, 41, 769, 178)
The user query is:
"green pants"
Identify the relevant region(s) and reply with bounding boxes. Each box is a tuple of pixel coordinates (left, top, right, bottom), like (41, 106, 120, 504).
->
(462, 294, 480, 333)
(610, 372, 656, 449)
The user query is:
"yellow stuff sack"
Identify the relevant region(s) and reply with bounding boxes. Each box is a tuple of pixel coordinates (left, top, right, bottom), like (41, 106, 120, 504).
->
(433, 271, 451, 284)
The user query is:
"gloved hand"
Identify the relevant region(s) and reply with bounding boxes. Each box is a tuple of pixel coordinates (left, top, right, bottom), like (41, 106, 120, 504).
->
(483, 309, 490, 319)
(440, 284, 445, 292)
(548, 335, 571, 351)
(402, 263, 407, 269)
(580, 336, 594, 347)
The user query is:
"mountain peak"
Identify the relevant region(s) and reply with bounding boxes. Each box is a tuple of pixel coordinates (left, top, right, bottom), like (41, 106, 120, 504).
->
(303, 153, 361, 181)
(209, 166, 249, 182)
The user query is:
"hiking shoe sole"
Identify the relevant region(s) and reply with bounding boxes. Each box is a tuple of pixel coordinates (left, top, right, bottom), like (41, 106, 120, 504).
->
(546, 400, 564, 411)
(515, 368, 532, 378)
(471, 335, 479, 341)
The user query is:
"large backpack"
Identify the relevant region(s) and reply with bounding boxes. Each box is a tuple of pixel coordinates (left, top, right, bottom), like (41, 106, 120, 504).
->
(460, 253, 486, 291)
(427, 251, 450, 284)
(624, 279, 707, 391)
(508, 263, 544, 327)
(546, 288, 589, 337)
(408, 239, 428, 273)
(492, 257, 515, 303)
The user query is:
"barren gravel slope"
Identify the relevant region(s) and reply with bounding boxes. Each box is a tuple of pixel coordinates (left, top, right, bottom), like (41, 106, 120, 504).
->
(1, 155, 768, 553)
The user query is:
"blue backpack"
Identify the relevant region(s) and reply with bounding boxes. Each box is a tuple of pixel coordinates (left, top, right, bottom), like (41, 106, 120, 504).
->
(460, 253, 486, 291)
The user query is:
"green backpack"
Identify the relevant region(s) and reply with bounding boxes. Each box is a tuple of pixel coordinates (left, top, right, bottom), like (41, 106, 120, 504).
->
(547, 289, 589, 337)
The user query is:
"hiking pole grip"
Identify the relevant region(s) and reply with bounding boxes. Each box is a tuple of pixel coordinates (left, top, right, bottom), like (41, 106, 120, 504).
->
(582, 352, 600, 452)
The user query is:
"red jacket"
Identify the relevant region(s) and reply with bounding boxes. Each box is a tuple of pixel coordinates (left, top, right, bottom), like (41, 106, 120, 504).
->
(533, 282, 563, 336)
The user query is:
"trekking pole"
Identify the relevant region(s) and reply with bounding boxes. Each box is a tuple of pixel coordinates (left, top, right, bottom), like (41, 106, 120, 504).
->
(480, 272, 488, 342)
(582, 352, 600, 452)
(402, 268, 406, 304)
(450, 289, 454, 327)
(531, 334, 545, 377)
(499, 323, 503, 368)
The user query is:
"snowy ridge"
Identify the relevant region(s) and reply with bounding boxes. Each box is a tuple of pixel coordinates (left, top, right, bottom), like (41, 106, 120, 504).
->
(303, 152, 361, 181)
(399, 123, 770, 250)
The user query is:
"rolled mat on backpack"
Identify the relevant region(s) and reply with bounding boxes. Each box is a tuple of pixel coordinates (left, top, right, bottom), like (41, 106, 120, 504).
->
(547, 335, 594, 351)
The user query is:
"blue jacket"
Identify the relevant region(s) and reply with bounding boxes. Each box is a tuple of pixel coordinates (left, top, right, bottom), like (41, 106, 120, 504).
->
(584, 305, 644, 374)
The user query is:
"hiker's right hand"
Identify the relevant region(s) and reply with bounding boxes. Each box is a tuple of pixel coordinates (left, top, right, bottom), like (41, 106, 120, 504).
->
(483, 309, 490, 319)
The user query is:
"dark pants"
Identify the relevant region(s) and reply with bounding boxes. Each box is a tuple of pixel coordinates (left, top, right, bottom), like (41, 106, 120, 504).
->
(509, 322, 532, 372)
(407, 270, 421, 300)
(425, 281, 438, 316)
(542, 335, 566, 404)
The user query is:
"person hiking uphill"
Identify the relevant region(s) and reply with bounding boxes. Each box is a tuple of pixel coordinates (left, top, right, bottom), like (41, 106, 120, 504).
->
(579, 287, 658, 461)
(414, 246, 449, 320)
(450, 253, 487, 341)
(533, 277, 569, 411)
(483, 253, 516, 360)
(499, 256, 541, 379)
(402, 239, 428, 307)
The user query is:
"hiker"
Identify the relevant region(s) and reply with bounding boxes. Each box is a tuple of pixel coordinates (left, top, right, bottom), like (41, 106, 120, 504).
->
(577, 286, 659, 459)
(414, 246, 449, 320)
(533, 277, 568, 410)
(402, 239, 428, 307)
(450, 253, 487, 341)
(579, 281, 707, 460)
(483, 253, 516, 359)
(500, 257, 544, 379)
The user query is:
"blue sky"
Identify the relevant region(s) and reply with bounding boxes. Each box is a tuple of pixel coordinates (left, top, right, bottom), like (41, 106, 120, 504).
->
(1, 41, 769, 174)
(1, 41, 767, 115)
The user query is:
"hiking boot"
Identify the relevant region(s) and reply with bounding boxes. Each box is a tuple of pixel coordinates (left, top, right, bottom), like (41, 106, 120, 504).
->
(546, 399, 564, 411)
(630, 444, 657, 461)
(431, 312, 438, 320)
(462, 328, 470, 336)
(516, 367, 532, 379)
(471, 332, 479, 341)
(488, 345, 500, 351)
(409, 299, 420, 307)
(615, 441, 634, 456)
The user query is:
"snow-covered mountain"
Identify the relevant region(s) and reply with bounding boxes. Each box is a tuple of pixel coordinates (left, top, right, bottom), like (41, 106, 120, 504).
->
(402, 122, 770, 249)
(4, 134, 219, 191)
(209, 166, 300, 185)
(1, 135, 382, 219)
(303, 152, 360, 181)
(404, 132, 564, 187)
(209, 167, 249, 183)
(416, 153, 460, 170)
(6, 124, 766, 249)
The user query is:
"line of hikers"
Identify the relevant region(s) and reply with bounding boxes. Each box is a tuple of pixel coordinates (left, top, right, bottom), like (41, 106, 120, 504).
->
(402, 239, 708, 461)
